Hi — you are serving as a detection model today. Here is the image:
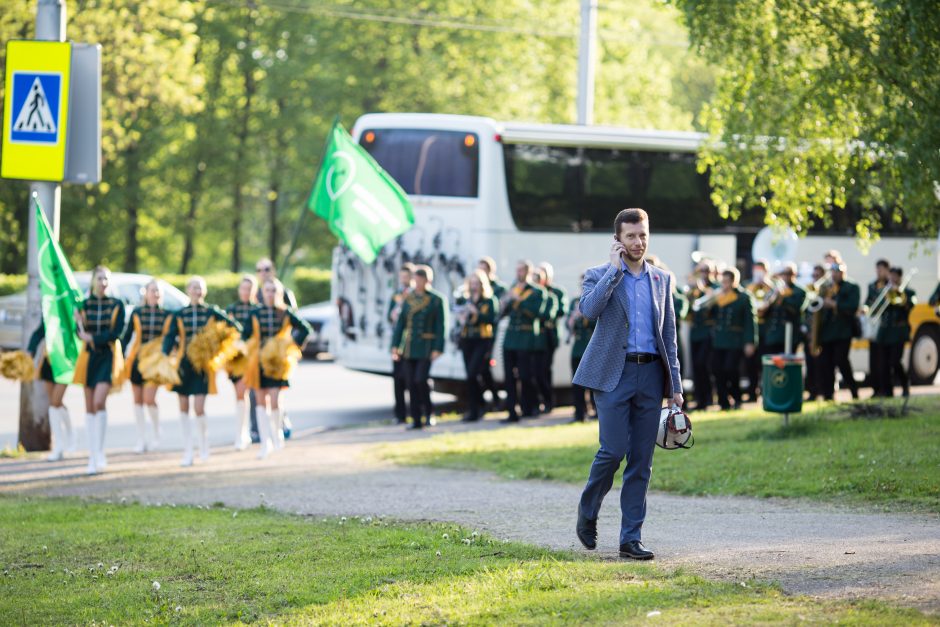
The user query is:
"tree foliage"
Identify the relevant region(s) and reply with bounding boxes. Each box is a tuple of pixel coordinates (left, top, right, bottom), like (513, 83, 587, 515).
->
(671, 0, 940, 240)
(0, 0, 711, 276)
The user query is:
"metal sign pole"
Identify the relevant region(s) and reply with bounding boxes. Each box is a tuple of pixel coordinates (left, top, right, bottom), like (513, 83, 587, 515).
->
(18, 0, 66, 451)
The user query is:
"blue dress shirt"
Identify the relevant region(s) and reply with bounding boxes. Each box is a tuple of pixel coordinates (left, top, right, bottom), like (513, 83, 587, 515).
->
(621, 259, 658, 354)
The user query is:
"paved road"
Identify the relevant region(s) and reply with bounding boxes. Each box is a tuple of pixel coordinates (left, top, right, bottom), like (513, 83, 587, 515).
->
(1, 415, 937, 615)
(0, 359, 451, 451)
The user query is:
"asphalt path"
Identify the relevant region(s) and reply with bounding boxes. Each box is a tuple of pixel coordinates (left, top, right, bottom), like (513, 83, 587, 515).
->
(0, 358, 451, 451)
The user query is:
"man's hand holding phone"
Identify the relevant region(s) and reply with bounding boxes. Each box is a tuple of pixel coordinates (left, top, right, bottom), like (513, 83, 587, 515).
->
(610, 237, 625, 267)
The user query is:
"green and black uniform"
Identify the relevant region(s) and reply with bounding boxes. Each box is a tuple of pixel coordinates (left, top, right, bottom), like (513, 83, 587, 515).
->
(80, 294, 126, 388)
(456, 293, 499, 420)
(162, 304, 240, 396)
(27, 321, 55, 383)
(391, 288, 447, 428)
(569, 297, 596, 421)
(502, 281, 545, 420)
(818, 278, 860, 400)
(866, 278, 888, 395)
(875, 285, 916, 397)
(710, 288, 757, 410)
(250, 304, 312, 388)
(123, 305, 173, 386)
(763, 283, 807, 353)
(225, 301, 258, 383)
(536, 284, 566, 413)
(687, 283, 717, 409)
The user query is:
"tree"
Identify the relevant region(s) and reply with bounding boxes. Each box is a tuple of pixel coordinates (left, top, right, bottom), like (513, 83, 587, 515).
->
(671, 0, 940, 240)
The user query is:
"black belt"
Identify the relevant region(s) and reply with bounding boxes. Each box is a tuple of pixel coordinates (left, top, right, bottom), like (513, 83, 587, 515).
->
(625, 352, 660, 364)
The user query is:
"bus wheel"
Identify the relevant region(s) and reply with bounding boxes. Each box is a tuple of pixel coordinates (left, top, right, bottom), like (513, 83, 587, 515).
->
(909, 326, 940, 385)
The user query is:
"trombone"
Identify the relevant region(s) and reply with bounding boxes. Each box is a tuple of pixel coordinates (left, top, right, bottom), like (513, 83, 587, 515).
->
(862, 268, 917, 339)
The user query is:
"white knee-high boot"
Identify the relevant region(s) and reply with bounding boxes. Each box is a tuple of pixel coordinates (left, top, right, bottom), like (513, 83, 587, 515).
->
(60, 406, 75, 452)
(133, 404, 147, 453)
(85, 413, 98, 475)
(95, 410, 108, 470)
(180, 412, 194, 467)
(146, 404, 160, 448)
(256, 406, 272, 459)
(273, 408, 285, 450)
(196, 415, 209, 461)
(46, 407, 64, 462)
(235, 400, 249, 450)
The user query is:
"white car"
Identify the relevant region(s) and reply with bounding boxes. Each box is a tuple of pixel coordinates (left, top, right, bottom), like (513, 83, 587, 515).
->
(0, 272, 189, 350)
(296, 300, 337, 359)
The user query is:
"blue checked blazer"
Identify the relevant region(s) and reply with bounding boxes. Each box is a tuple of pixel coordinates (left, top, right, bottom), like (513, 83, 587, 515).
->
(572, 261, 683, 396)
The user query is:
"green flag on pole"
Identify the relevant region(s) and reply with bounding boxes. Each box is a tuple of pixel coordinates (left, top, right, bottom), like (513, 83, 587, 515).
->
(34, 196, 84, 384)
(308, 123, 415, 264)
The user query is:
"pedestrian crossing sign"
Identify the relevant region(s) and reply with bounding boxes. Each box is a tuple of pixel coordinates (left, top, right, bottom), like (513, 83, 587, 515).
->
(2, 41, 71, 181)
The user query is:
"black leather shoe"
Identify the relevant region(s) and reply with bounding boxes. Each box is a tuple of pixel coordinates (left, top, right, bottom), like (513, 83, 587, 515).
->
(619, 540, 654, 560)
(501, 414, 520, 423)
(576, 508, 597, 550)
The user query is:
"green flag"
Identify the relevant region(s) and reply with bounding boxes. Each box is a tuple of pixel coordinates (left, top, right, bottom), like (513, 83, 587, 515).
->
(308, 123, 415, 264)
(35, 198, 84, 384)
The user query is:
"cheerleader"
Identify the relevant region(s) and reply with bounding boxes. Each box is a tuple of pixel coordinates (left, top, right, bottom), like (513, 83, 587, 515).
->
(74, 266, 126, 475)
(246, 277, 312, 459)
(122, 279, 172, 453)
(26, 321, 74, 461)
(225, 275, 259, 450)
(455, 270, 499, 422)
(162, 276, 241, 467)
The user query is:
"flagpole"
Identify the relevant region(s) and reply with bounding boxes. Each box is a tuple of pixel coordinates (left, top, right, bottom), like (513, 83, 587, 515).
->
(279, 116, 341, 282)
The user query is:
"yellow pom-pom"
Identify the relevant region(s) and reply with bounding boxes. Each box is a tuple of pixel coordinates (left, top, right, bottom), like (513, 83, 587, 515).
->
(260, 336, 302, 381)
(0, 351, 36, 381)
(186, 321, 240, 374)
(224, 340, 249, 378)
(137, 351, 181, 387)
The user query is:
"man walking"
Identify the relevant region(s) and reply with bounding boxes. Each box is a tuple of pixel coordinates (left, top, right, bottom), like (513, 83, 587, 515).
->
(574, 208, 683, 560)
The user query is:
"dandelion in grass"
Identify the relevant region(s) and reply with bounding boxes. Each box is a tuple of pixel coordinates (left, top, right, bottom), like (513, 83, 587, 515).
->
(442, 533, 449, 539)
(152, 581, 161, 591)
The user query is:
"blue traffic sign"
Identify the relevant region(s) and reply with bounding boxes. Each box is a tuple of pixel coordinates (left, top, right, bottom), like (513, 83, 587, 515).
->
(9, 72, 61, 145)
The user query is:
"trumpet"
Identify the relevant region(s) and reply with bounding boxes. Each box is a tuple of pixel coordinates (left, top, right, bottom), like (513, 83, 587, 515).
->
(805, 271, 832, 313)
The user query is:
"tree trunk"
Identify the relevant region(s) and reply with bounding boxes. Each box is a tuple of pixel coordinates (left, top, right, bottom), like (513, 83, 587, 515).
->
(268, 98, 287, 262)
(231, 2, 256, 272)
(123, 142, 140, 272)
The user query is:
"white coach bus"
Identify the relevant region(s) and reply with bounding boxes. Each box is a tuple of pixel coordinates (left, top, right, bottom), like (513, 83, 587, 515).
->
(329, 113, 940, 394)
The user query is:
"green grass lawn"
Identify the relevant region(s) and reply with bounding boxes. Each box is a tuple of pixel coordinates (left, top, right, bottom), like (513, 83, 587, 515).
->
(0, 497, 932, 625)
(378, 399, 940, 513)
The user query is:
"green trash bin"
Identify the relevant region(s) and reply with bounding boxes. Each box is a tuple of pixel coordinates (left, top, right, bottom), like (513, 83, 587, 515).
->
(762, 354, 803, 414)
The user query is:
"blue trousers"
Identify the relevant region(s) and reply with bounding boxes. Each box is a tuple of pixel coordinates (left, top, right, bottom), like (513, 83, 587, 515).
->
(579, 358, 663, 544)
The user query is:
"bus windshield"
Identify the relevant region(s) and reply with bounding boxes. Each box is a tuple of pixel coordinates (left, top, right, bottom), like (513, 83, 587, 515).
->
(360, 128, 479, 198)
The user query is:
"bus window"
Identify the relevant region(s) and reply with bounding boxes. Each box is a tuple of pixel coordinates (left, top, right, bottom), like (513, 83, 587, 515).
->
(359, 129, 479, 198)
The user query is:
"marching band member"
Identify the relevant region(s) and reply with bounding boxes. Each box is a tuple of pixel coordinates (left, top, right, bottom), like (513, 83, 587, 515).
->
(73, 266, 126, 475)
(710, 268, 757, 410)
(818, 262, 860, 401)
(500, 260, 545, 422)
(687, 260, 718, 410)
(122, 279, 172, 453)
(162, 276, 241, 466)
(26, 321, 73, 460)
(865, 259, 891, 397)
(246, 277, 312, 458)
(537, 262, 568, 415)
(477, 256, 507, 408)
(568, 276, 596, 422)
(225, 275, 259, 450)
(391, 265, 447, 430)
(745, 259, 773, 401)
(760, 263, 806, 354)
(874, 267, 915, 397)
(803, 264, 827, 399)
(455, 269, 499, 422)
(387, 263, 415, 424)
(529, 266, 552, 416)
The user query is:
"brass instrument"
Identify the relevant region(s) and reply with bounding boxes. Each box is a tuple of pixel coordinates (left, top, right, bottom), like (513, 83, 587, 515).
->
(862, 268, 917, 339)
(691, 290, 719, 312)
(806, 271, 832, 357)
(805, 271, 832, 314)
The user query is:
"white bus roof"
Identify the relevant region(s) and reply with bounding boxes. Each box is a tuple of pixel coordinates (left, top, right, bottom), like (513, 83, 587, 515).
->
(353, 113, 707, 152)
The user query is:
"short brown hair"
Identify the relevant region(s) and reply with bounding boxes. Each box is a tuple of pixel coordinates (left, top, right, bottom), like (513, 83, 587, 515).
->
(614, 208, 649, 236)
(722, 268, 740, 287)
(415, 265, 433, 282)
(400, 262, 416, 274)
